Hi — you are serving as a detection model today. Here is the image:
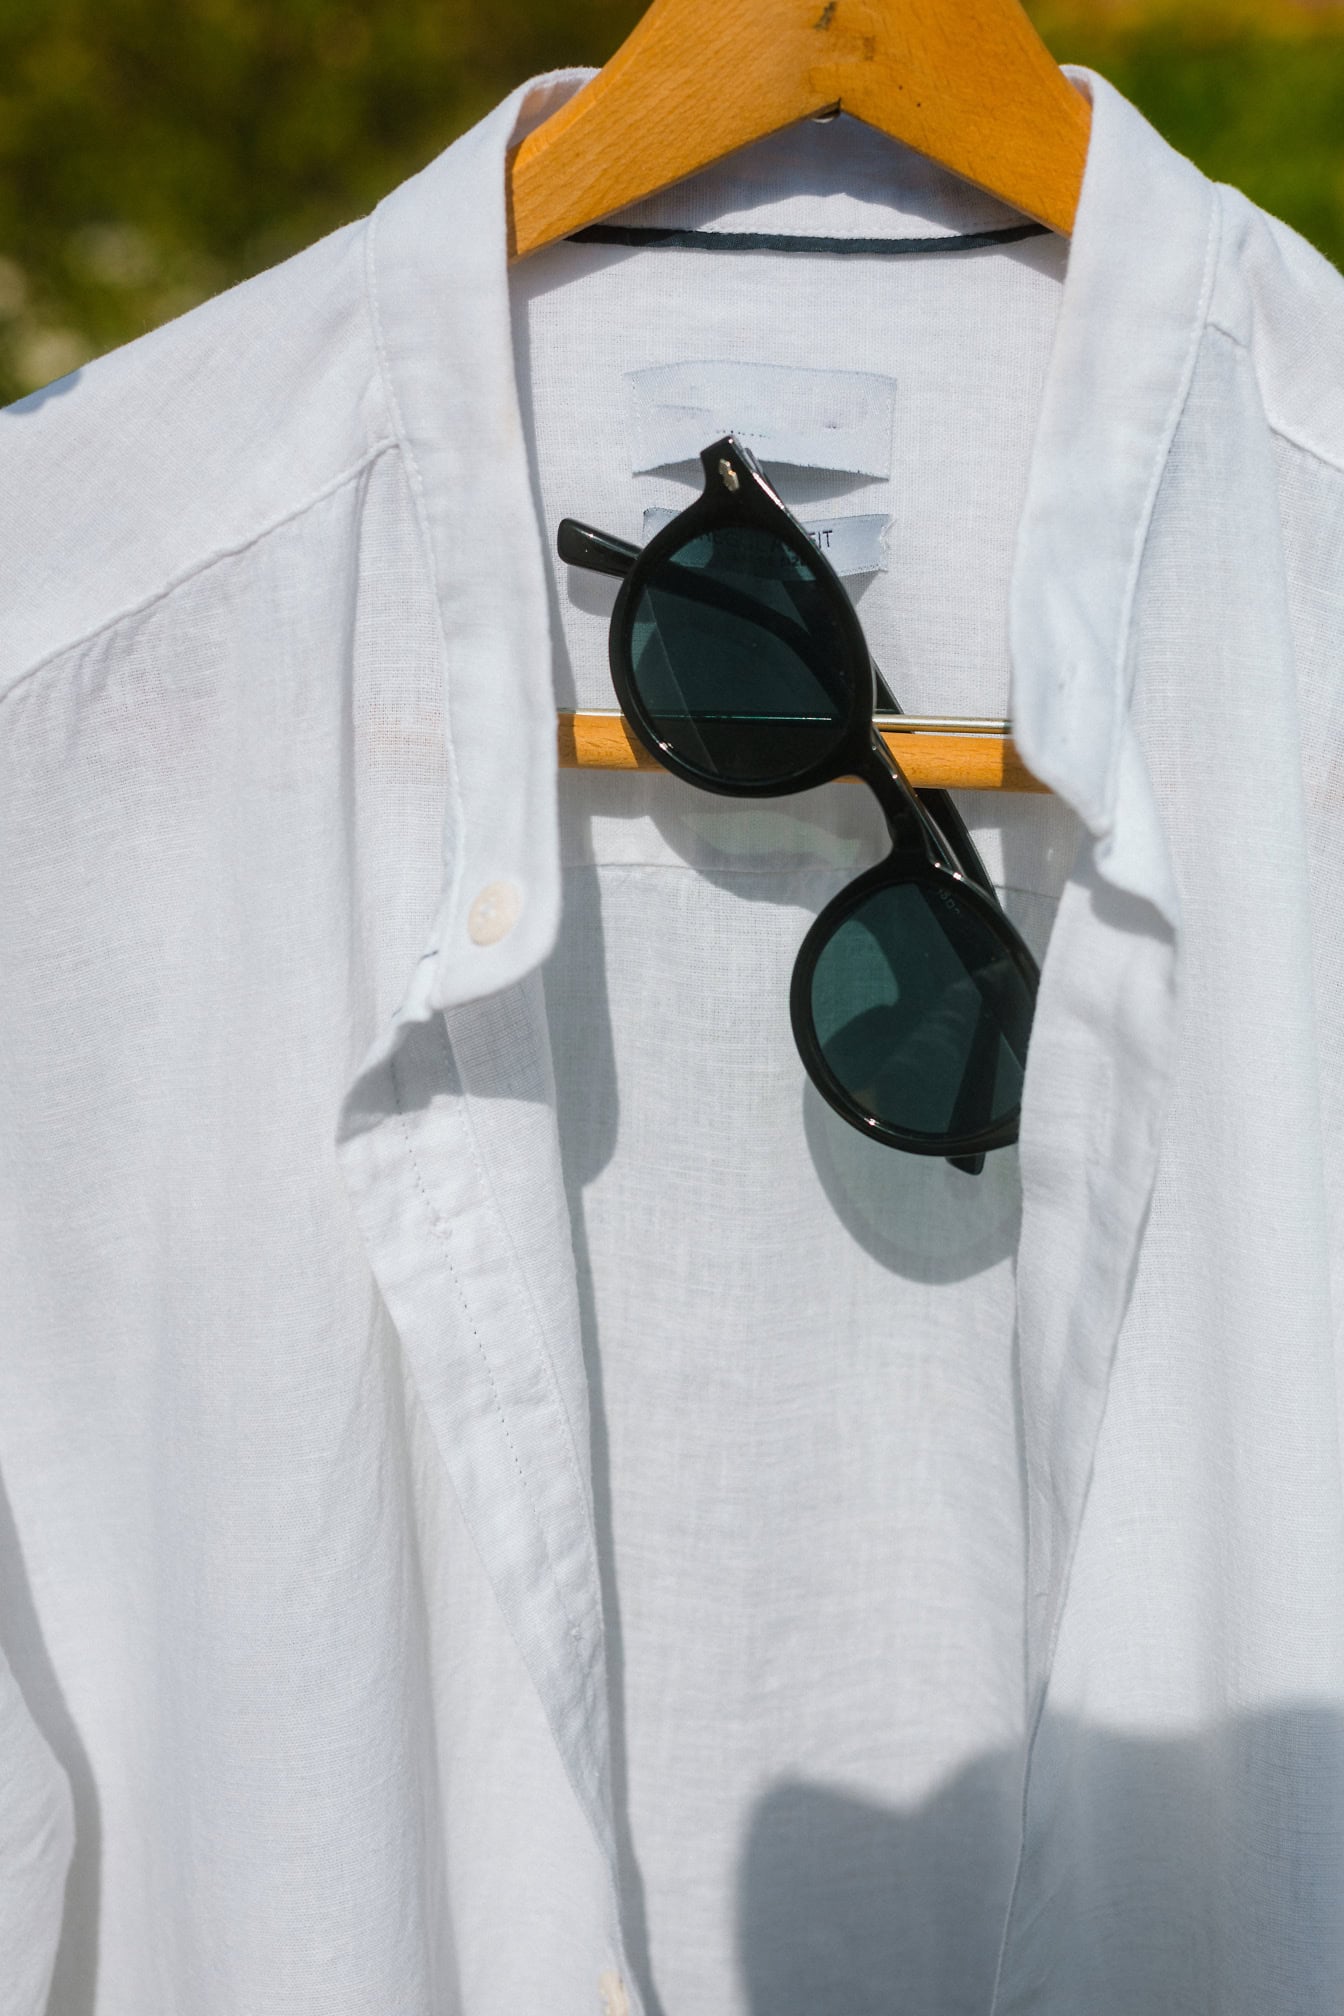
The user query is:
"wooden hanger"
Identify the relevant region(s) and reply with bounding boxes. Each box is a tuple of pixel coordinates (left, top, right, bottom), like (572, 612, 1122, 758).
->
(514, 0, 1089, 793)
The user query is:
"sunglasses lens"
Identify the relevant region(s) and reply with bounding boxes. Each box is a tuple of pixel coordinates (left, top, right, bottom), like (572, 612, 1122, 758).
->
(627, 525, 855, 785)
(806, 877, 1034, 1143)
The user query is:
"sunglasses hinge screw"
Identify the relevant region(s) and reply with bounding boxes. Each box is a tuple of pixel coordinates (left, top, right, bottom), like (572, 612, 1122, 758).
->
(718, 458, 740, 492)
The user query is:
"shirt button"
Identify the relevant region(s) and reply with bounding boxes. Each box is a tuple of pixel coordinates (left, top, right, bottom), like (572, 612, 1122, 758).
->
(467, 879, 523, 946)
(598, 1969, 629, 2016)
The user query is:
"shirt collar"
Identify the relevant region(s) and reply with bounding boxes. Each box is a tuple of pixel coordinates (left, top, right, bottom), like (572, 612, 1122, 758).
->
(1009, 65, 1218, 927)
(368, 60, 1217, 1027)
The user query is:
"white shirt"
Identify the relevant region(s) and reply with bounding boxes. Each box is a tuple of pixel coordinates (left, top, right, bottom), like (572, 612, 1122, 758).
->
(2, 58, 1343, 2016)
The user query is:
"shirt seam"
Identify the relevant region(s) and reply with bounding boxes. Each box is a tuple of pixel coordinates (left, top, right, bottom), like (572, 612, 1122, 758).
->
(0, 439, 399, 713)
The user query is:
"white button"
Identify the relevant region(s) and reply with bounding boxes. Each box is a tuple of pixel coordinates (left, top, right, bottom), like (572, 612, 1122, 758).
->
(467, 879, 522, 946)
(598, 1969, 629, 2016)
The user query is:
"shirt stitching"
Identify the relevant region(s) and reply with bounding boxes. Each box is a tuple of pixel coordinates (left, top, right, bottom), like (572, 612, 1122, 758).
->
(363, 198, 471, 992)
(431, 1007, 605, 1585)
(0, 440, 399, 714)
(390, 1016, 622, 1935)
(387, 1027, 595, 1655)
(1103, 188, 1224, 821)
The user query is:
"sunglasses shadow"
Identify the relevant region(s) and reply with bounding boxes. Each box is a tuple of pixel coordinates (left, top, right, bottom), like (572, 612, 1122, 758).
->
(798, 1071, 1022, 1285)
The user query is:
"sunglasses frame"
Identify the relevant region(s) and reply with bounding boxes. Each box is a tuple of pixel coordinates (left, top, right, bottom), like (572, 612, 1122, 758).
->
(561, 432, 1040, 1161)
(788, 850, 1039, 1158)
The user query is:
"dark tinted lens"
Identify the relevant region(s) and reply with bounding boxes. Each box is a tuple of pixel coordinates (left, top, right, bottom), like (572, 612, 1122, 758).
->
(627, 524, 856, 784)
(808, 877, 1033, 1141)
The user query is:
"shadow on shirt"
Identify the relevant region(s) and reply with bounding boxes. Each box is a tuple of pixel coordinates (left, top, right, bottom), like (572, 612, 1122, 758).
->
(633, 1697, 1344, 2015)
(5, 1375, 1341, 2016)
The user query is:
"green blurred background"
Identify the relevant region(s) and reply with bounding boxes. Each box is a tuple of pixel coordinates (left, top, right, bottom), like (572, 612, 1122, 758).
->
(2, 0, 1343, 405)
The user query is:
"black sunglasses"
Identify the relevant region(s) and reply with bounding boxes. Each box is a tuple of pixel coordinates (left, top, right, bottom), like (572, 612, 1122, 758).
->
(555, 434, 1039, 1175)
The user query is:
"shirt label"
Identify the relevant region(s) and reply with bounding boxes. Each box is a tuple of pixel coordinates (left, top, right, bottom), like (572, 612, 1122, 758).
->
(626, 360, 897, 476)
(641, 505, 890, 577)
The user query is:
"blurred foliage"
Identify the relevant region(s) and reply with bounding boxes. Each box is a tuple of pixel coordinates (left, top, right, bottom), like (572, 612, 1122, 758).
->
(1, 0, 1343, 404)
(1036, 1, 1344, 271)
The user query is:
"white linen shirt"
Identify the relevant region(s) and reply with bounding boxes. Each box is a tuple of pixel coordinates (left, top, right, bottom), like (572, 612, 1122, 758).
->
(2, 57, 1344, 2016)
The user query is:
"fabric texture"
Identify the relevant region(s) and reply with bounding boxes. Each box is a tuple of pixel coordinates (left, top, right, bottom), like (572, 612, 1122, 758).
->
(1, 59, 1343, 2016)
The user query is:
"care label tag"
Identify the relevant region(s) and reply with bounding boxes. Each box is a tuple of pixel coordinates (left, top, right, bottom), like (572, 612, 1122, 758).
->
(626, 360, 897, 477)
(642, 505, 890, 577)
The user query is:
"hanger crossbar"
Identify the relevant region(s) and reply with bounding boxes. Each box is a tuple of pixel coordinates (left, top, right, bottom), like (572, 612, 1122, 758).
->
(557, 710, 1049, 792)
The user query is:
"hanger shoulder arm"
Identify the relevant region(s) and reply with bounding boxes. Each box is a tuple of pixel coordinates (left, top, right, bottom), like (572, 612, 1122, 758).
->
(508, 0, 1091, 262)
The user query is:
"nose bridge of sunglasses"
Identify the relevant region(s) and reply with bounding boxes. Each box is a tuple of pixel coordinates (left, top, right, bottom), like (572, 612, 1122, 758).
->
(861, 732, 966, 871)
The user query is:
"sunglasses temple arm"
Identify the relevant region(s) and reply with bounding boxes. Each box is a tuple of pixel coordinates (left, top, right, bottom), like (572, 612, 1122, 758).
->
(943, 1001, 998, 1177)
(557, 519, 638, 579)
